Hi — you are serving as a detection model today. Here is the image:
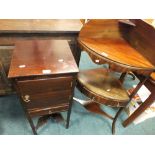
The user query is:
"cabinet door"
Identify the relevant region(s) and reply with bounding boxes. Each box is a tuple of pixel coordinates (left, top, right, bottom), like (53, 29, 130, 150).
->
(0, 45, 14, 95)
(17, 76, 73, 110)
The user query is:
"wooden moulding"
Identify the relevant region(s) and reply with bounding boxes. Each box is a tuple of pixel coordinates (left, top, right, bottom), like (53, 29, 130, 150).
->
(77, 68, 130, 107)
(78, 19, 155, 76)
(78, 41, 153, 76)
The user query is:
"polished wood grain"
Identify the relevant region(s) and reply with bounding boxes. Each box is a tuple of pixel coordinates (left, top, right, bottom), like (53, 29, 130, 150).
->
(79, 19, 155, 74)
(122, 19, 155, 67)
(79, 38, 154, 70)
(77, 19, 155, 134)
(9, 40, 78, 134)
(77, 68, 129, 106)
(120, 19, 155, 79)
(120, 20, 155, 127)
(79, 19, 121, 39)
(77, 68, 130, 134)
(8, 40, 79, 78)
(21, 89, 71, 110)
(16, 76, 73, 94)
(0, 19, 82, 33)
(17, 77, 72, 110)
(0, 19, 82, 95)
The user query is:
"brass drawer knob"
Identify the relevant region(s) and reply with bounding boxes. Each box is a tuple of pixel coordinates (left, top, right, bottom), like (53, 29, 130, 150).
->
(48, 110, 53, 114)
(22, 95, 30, 103)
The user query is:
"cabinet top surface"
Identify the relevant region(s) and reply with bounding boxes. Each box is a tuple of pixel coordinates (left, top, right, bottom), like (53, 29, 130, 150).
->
(8, 40, 79, 78)
(0, 19, 82, 33)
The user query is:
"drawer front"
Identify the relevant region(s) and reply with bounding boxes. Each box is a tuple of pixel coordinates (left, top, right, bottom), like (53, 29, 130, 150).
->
(17, 76, 73, 95)
(17, 76, 73, 110)
(29, 104, 69, 117)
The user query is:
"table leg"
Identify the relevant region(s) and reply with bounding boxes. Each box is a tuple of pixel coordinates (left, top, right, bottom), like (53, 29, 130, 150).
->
(25, 111, 37, 135)
(119, 72, 135, 84)
(74, 98, 127, 134)
(119, 72, 127, 83)
(112, 107, 124, 134)
(123, 94, 155, 127)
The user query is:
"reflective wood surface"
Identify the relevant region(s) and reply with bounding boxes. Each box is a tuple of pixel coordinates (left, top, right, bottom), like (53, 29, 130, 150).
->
(8, 40, 79, 78)
(0, 19, 82, 33)
(77, 68, 129, 106)
(79, 19, 155, 74)
(0, 19, 82, 95)
(8, 40, 78, 134)
(77, 19, 155, 134)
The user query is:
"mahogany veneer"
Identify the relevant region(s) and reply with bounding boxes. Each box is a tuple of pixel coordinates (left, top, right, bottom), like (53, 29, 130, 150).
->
(77, 68, 129, 106)
(0, 19, 82, 95)
(79, 19, 155, 74)
(8, 40, 78, 78)
(77, 19, 155, 134)
(8, 40, 79, 134)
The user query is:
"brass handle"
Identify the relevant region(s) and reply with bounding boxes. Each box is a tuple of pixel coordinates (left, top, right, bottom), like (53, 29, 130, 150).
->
(49, 110, 53, 114)
(22, 95, 30, 103)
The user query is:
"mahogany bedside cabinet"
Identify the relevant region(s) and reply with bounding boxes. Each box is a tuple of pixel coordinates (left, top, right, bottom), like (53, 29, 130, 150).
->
(8, 40, 79, 135)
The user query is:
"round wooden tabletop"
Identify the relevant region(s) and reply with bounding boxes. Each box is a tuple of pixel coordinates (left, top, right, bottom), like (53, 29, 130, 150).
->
(79, 19, 155, 75)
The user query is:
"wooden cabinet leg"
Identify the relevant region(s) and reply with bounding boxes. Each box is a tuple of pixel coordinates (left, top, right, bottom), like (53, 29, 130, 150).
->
(18, 97, 37, 134)
(26, 112, 37, 135)
(66, 78, 76, 129)
(66, 101, 73, 129)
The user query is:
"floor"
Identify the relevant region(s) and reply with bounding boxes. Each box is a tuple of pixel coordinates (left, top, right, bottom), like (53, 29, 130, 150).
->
(0, 52, 155, 135)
